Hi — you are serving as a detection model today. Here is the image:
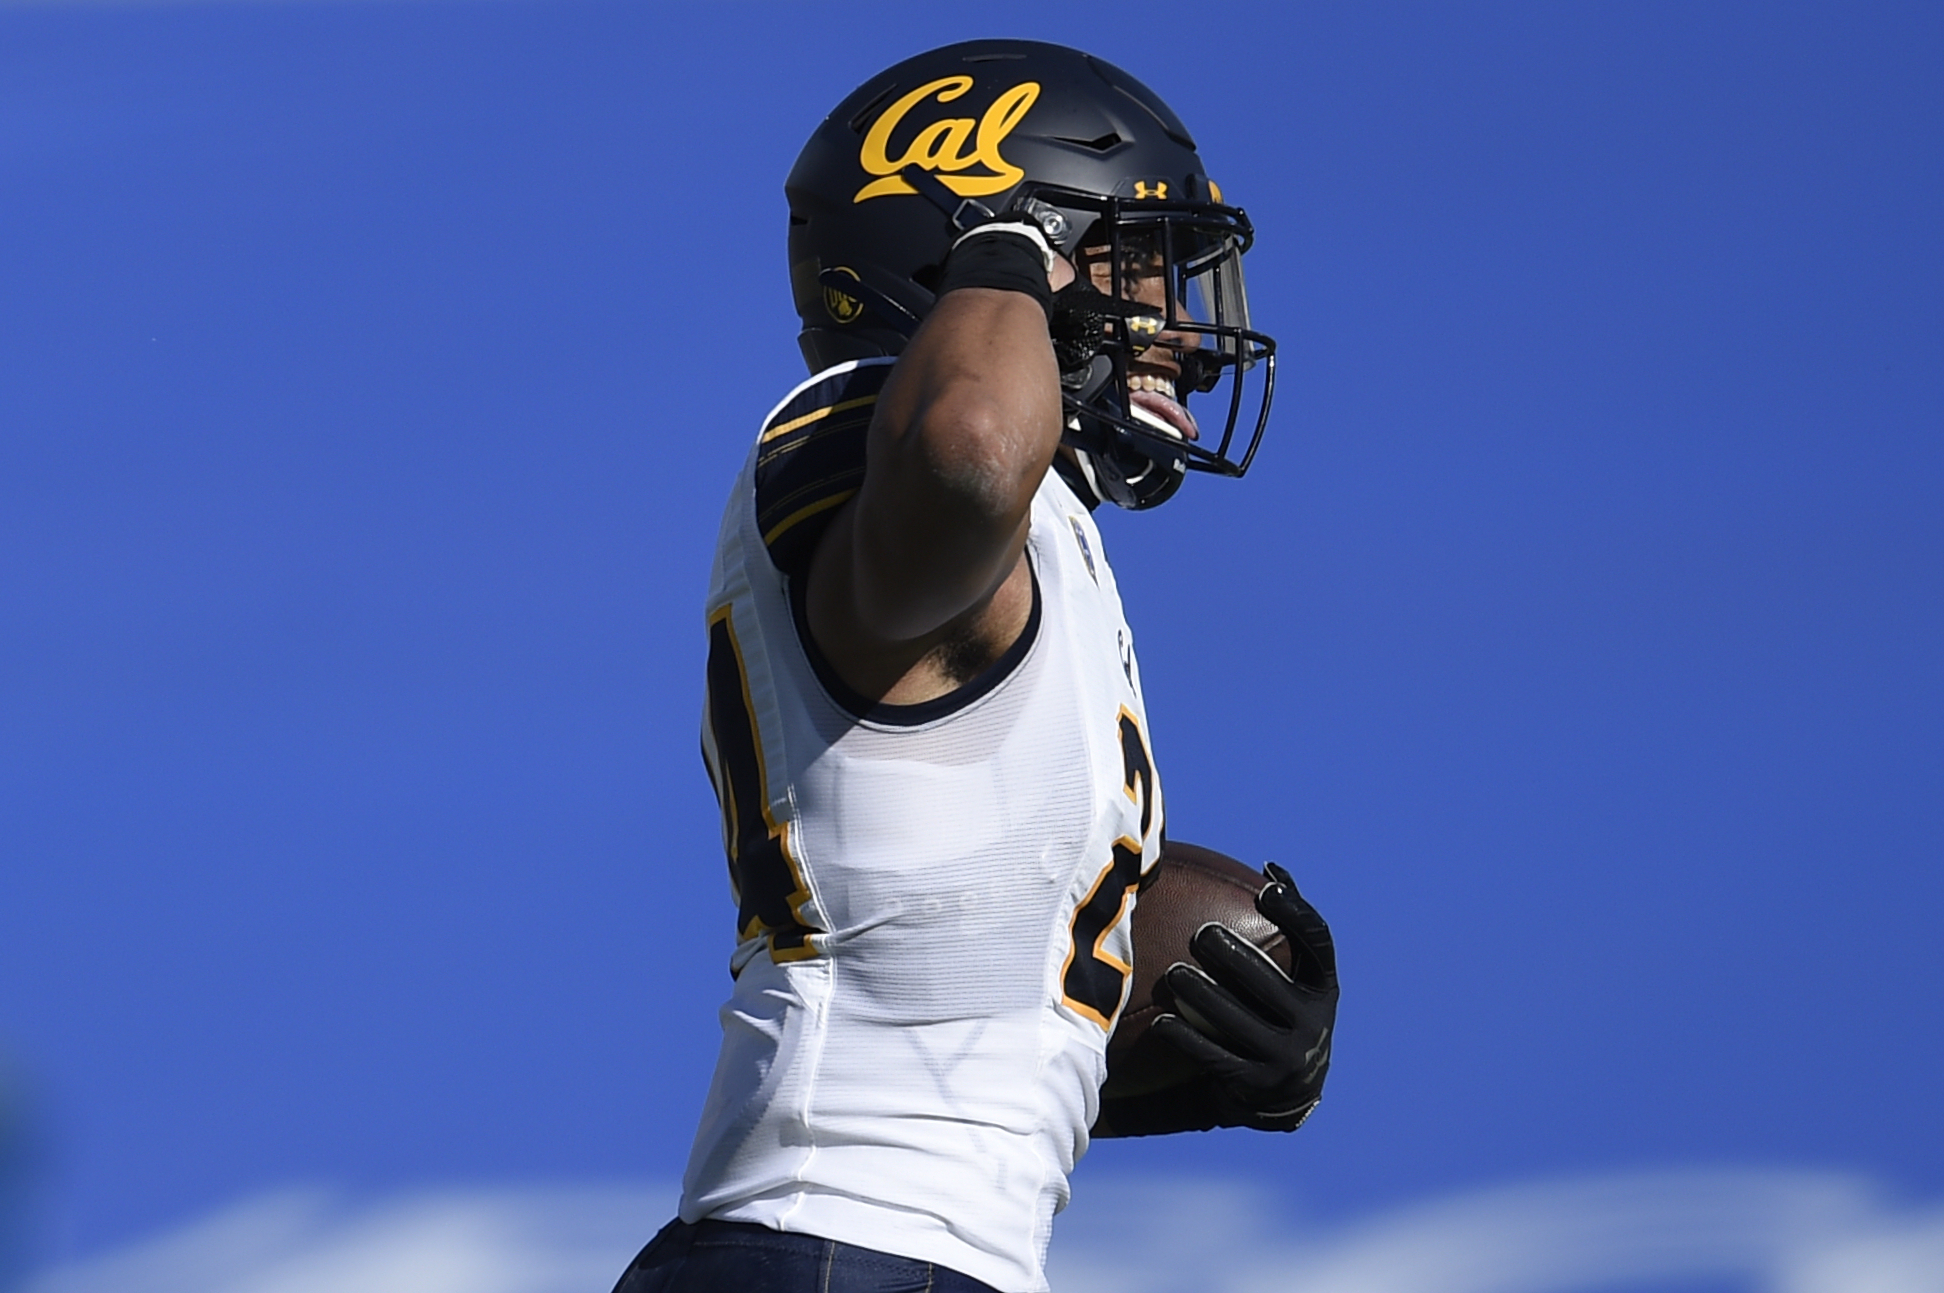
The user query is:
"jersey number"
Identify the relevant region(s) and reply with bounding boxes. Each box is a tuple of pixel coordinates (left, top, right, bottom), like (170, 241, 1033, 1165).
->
(1061, 709, 1159, 1029)
(703, 606, 820, 965)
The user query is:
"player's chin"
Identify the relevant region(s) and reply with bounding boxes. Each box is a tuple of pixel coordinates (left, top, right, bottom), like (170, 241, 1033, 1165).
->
(1128, 389, 1200, 442)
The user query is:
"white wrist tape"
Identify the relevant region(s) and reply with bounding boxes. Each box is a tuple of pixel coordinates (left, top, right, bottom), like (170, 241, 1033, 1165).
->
(951, 219, 1056, 272)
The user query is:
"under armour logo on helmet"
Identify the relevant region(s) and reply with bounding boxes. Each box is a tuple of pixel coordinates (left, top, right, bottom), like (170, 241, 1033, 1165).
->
(1133, 181, 1168, 200)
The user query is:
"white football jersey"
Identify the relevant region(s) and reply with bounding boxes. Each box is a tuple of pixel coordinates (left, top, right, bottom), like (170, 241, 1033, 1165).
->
(680, 358, 1164, 1293)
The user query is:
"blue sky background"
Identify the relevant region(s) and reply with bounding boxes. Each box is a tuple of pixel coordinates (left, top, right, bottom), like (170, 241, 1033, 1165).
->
(2, 3, 1941, 1290)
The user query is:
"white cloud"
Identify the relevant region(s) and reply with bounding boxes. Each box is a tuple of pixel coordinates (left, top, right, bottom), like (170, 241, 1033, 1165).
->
(26, 1186, 671, 1293)
(1049, 1170, 1944, 1293)
(22, 1170, 1944, 1293)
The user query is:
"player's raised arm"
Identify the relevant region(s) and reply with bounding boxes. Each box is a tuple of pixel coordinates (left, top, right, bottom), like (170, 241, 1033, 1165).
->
(804, 224, 1071, 703)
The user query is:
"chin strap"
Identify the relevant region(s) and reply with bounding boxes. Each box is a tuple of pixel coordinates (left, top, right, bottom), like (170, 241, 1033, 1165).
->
(899, 163, 998, 232)
(1058, 438, 1108, 510)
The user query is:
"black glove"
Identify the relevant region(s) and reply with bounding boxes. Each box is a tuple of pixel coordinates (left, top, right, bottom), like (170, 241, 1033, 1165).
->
(1049, 281, 1166, 380)
(1148, 862, 1338, 1131)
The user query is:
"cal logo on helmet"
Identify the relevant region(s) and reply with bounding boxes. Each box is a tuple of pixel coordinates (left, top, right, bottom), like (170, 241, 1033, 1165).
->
(855, 76, 1039, 203)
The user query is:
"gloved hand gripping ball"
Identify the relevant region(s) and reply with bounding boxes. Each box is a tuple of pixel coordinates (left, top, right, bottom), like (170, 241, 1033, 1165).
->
(1099, 846, 1338, 1137)
(1151, 862, 1338, 1129)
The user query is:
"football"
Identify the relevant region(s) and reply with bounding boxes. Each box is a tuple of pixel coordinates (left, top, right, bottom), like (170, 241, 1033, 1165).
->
(1104, 840, 1293, 1098)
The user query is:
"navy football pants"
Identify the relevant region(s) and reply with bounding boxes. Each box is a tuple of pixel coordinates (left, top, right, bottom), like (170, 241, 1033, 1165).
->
(612, 1218, 1004, 1293)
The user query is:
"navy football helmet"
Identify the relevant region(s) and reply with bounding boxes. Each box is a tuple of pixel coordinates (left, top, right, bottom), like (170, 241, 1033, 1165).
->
(785, 39, 1275, 509)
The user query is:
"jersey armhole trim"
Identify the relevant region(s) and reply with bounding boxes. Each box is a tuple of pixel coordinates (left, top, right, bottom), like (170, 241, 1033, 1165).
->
(758, 356, 897, 434)
(786, 559, 1043, 729)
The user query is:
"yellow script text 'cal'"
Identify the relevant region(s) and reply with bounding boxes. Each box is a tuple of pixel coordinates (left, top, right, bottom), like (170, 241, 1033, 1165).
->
(855, 77, 1040, 203)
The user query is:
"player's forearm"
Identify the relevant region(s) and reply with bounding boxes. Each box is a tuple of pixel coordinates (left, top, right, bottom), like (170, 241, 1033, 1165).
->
(872, 286, 1062, 524)
(848, 286, 1061, 641)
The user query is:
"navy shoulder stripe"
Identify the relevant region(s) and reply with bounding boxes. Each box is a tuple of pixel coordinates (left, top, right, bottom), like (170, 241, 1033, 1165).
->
(754, 361, 892, 577)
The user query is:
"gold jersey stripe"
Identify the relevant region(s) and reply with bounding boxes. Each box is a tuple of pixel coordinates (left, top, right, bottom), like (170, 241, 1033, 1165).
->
(761, 393, 878, 444)
(762, 487, 858, 548)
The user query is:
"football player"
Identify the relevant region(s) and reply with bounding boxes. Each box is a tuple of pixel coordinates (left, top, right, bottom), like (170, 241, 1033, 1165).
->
(614, 40, 1337, 1293)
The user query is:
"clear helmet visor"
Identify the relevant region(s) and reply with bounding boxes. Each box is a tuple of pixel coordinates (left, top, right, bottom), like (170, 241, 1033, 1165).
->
(1179, 236, 1254, 370)
(1075, 221, 1260, 373)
